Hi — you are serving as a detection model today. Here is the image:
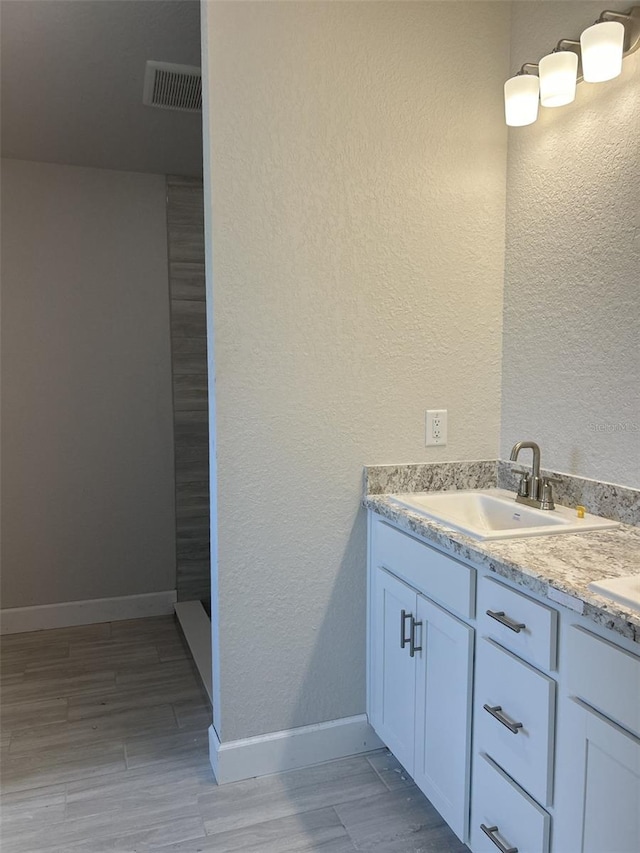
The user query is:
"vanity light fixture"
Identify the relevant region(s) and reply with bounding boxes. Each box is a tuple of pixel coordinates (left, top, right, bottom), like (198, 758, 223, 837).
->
(504, 67, 540, 126)
(539, 50, 579, 107)
(505, 5, 640, 126)
(581, 20, 625, 81)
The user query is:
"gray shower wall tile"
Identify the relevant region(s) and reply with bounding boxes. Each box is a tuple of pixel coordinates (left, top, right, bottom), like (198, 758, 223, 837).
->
(177, 562, 211, 605)
(172, 374, 208, 412)
(167, 179, 205, 222)
(176, 481, 210, 519)
(174, 431, 209, 477)
(167, 175, 204, 188)
(175, 455, 210, 484)
(167, 202, 205, 230)
(167, 176, 210, 604)
(167, 183, 205, 214)
(168, 229, 205, 265)
(176, 480, 209, 504)
(171, 300, 207, 339)
(177, 536, 210, 563)
(169, 262, 206, 301)
(172, 346, 209, 376)
(174, 408, 209, 426)
(174, 415, 209, 438)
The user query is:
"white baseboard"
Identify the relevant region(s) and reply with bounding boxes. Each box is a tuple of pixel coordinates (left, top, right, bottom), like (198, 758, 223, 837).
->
(0, 590, 177, 634)
(175, 600, 213, 704)
(209, 714, 384, 784)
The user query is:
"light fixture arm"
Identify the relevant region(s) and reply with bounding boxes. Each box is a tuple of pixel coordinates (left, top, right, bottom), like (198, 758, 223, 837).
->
(519, 62, 539, 75)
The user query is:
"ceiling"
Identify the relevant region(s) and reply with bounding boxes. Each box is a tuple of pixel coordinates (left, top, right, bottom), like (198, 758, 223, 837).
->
(1, 0, 203, 177)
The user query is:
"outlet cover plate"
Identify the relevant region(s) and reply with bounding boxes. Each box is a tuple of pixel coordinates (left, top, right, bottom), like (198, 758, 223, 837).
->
(426, 409, 447, 446)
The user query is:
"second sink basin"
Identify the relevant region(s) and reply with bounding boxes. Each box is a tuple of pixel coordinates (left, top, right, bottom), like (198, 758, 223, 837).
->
(588, 575, 640, 612)
(387, 488, 619, 541)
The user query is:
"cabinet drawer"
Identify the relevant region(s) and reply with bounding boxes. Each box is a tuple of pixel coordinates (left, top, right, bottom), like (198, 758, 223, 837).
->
(470, 753, 550, 853)
(567, 626, 640, 736)
(373, 520, 474, 618)
(478, 576, 557, 670)
(475, 638, 555, 806)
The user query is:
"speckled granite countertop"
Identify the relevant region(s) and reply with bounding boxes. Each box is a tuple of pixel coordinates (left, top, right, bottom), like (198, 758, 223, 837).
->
(364, 462, 640, 644)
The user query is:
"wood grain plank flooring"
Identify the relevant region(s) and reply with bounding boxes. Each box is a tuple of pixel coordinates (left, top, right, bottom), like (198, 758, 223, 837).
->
(0, 616, 468, 852)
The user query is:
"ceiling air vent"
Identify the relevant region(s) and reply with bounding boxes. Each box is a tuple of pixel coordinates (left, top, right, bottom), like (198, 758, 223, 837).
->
(143, 61, 202, 113)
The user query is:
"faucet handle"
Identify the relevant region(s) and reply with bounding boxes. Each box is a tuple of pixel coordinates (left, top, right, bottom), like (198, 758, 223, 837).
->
(540, 477, 558, 510)
(542, 475, 561, 491)
(513, 468, 530, 498)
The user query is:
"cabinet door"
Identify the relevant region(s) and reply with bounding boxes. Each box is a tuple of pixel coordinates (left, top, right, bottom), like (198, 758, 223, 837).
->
(370, 568, 417, 774)
(413, 594, 474, 842)
(555, 698, 640, 853)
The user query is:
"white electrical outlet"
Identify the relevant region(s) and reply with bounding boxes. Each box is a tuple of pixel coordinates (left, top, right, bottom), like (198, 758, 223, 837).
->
(426, 409, 448, 446)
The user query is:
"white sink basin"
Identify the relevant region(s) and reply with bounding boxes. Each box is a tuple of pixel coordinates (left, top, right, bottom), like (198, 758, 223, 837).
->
(588, 575, 640, 612)
(387, 488, 619, 541)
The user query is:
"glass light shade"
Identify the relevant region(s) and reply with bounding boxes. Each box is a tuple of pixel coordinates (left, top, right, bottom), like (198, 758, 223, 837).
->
(539, 51, 578, 107)
(580, 21, 625, 82)
(504, 74, 540, 126)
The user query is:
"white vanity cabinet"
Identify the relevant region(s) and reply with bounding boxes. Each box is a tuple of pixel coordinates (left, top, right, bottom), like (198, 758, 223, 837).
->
(367, 508, 640, 853)
(368, 518, 474, 842)
(553, 625, 640, 853)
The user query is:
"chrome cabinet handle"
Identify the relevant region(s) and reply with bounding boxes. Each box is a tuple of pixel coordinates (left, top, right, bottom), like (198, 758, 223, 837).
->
(409, 617, 422, 658)
(486, 609, 526, 633)
(480, 824, 518, 853)
(483, 703, 524, 734)
(400, 609, 412, 649)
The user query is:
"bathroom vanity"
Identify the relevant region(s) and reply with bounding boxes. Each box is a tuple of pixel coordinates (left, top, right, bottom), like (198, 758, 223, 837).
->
(365, 467, 640, 853)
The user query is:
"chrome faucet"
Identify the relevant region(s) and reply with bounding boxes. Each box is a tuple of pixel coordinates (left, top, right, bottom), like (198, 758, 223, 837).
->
(509, 440, 557, 510)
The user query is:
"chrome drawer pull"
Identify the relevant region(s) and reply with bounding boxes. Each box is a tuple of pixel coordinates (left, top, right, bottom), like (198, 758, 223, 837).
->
(400, 609, 412, 649)
(486, 609, 526, 633)
(409, 617, 422, 658)
(480, 824, 518, 853)
(483, 703, 524, 734)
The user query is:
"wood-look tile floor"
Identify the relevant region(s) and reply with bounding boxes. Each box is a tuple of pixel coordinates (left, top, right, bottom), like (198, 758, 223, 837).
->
(0, 616, 469, 852)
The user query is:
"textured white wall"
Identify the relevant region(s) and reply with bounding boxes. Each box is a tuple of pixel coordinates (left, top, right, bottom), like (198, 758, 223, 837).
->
(203, 1, 510, 741)
(501, 2, 640, 486)
(1, 159, 176, 608)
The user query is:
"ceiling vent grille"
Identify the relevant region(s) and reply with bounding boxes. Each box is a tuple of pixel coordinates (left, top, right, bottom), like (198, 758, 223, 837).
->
(143, 61, 202, 113)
